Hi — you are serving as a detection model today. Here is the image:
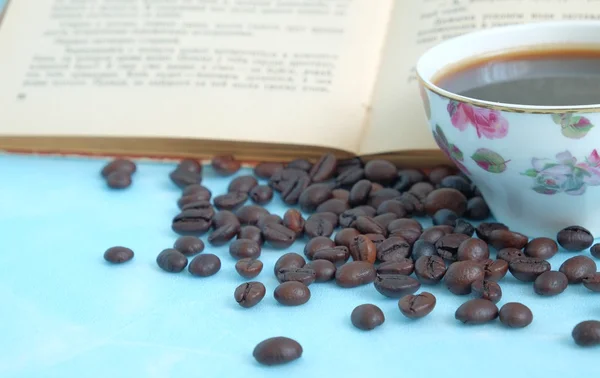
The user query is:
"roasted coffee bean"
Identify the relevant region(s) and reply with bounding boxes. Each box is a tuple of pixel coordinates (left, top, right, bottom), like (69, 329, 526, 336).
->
(364, 233, 386, 247)
(445, 260, 485, 295)
(156, 249, 188, 273)
(169, 169, 202, 188)
(432, 209, 458, 227)
(256, 214, 283, 229)
(355, 205, 377, 218)
(274, 281, 311, 306)
(339, 208, 366, 228)
(377, 259, 414, 276)
(281, 175, 311, 205)
(316, 199, 349, 215)
(368, 188, 401, 209)
(475, 222, 509, 243)
(262, 223, 296, 248)
(373, 213, 398, 229)
(188, 254, 221, 277)
(389, 228, 421, 246)
(299, 183, 333, 212)
(429, 165, 454, 184)
(304, 217, 334, 239)
(106, 171, 132, 189)
(349, 235, 377, 263)
(212, 210, 240, 228)
(104, 246, 134, 264)
(572, 321, 600, 346)
(524, 237, 558, 259)
(349, 179, 372, 206)
(424, 188, 467, 216)
(559, 256, 597, 284)
(591, 243, 600, 258)
(238, 225, 264, 245)
(335, 261, 377, 288)
(436, 233, 469, 261)
(471, 279, 502, 303)
(509, 257, 551, 282)
(497, 248, 525, 263)
(249, 185, 273, 205)
(182, 184, 212, 199)
(208, 223, 240, 246)
(312, 246, 350, 264)
(172, 209, 213, 234)
(355, 216, 386, 235)
(488, 229, 528, 250)
(408, 182, 435, 201)
(376, 237, 411, 262)
(253, 337, 302, 365)
(276, 267, 316, 285)
(173, 236, 205, 256)
(305, 260, 336, 282)
(412, 240, 437, 261)
(235, 281, 266, 308)
(336, 157, 363, 175)
(211, 155, 241, 176)
(414, 255, 447, 284)
(235, 258, 263, 279)
(557, 225, 594, 251)
(376, 199, 407, 218)
(253, 162, 284, 179)
(331, 188, 350, 203)
(394, 169, 425, 192)
(334, 228, 360, 248)
(351, 304, 385, 330)
(280, 211, 303, 237)
(398, 292, 436, 319)
(364, 159, 397, 184)
(482, 259, 509, 281)
(374, 274, 420, 298)
(176, 159, 202, 173)
(499, 303, 533, 328)
(439, 175, 472, 197)
(533, 271, 568, 296)
(274, 253, 306, 275)
(234, 205, 269, 226)
(457, 238, 489, 261)
(287, 158, 312, 171)
(397, 193, 425, 217)
(455, 298, 499, 324)
(308, 212, 339, 228)
(308, 153, 337, 182)
(583, 273, 600, 292)
(213, 192, 248, 211)
(101, 159, 136, 177)
(179, 199, 214, 213)
(465, 197, 490, 220)
(335, 167, 364, 187)
(419, 225, 452, 244)
(269, 168, 309, 193)
(453, 219, 475, 237)
(229, 239, 261, 260)
(304, 236, 335, 259)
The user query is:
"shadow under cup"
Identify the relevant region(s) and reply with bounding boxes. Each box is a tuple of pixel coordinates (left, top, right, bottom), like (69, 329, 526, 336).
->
(416, 21, 600, 238)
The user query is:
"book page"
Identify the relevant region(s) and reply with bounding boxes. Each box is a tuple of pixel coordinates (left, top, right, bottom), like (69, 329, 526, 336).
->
(361, 0, 600, 156)
(0, 0, 393, 153)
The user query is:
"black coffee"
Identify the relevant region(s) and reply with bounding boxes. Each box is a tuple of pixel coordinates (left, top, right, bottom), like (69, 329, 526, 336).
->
(435, 47, 600, 106)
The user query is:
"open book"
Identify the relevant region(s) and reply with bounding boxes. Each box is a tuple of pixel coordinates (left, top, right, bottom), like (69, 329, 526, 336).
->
(1, 0, 599, 166)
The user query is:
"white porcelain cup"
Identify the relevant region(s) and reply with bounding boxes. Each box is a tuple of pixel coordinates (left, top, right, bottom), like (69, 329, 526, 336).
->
(417, 21, 600, 237)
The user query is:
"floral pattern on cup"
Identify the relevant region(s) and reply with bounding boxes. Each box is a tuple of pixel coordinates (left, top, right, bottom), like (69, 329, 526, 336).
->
(433, 124, 470, 175)
(471, 148, 510, 173)
(552, 113, 595, 139)
(447, 100, 509, 139)
(521, 150, 600, 195)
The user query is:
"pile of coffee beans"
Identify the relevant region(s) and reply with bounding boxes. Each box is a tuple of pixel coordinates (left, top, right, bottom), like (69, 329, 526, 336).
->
(101, 154, 600, 365)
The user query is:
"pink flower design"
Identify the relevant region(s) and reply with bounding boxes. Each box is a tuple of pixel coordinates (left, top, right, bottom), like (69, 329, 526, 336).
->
(576, 149, 600, 185)
(447, 101, 509, 139)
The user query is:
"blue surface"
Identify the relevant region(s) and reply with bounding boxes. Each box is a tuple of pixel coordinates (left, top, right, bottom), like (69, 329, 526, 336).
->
(0, 154, 598, 378)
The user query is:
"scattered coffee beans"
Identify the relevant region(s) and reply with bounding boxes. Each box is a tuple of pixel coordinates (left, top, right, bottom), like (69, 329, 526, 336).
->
(253, 336, 303, 365)
(350, 304, 385, 330)
(212, 155, 241, 176)
(262, 223, 296, 249)
(374, 274, 421, 298)
(305, 260, 336, 282)
(238, 225, 264, 245)
(377, 259, 414, 276)
(104, 246, 134, 264)
(156, 249, 188, 273)
(572, 320, 600, 346)
(188, 254, 221, 277)
(583, 274, 600, 292)
(496, 248, 525, 263)
(106, 171, 132, 189)
(534, 271, 568, 296)
(173, 236, 205, 256)
(482, 259, 509, 281)
(471, 279, 502, 303)
(499, 303, 533, 328)
(444, 261, 484, 295)
(591, 243, 600, 259)
(274, 281, 311, 306)
(455, 299, 499, 324)
(235, 258, 263, 279)
(101, 159, 136, 177)
(457, 238, 489, 261)
(276, 267, 316, 286)
(349, 235, 377, 263)
(557, 226, 594, 252)
(253, 162, 283, 179)
(559, 256, 597, 284)
(229, 239, 261, 260)
(398, 292, 436, 319)
(274, 253, 306, 275)
(524, 237, 558, 259)
(414, 255, 447, 284)
(509, 257, 551, 282)
(424, 188, 467, 216)
(335, 261, 376, 288)
(235, 282, 266, 308)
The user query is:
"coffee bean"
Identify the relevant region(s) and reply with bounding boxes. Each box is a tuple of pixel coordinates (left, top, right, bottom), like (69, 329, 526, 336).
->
(208, 223, 240, 246)
(444, 261, 484, 295)
(496, 248, 525, 263)
(169, 169, 202, 188)
(339, 208, 366, 228)
(455, 298, 499, 324)
(557, 226, 594, 251)
(229, 239, 261, 260)
(172, 209, 213, 234)
(106, 171, 132, 189)
(213, 192, 248, 211)
(408, 182, 434, 201)
(436, 233, 469, 261)
(298, 183, 333, 212)
(188, 254, 221, 277)
(349, 235, 377, 263)
(253, 162, 284, 179)
(376, 199, 407, 218)
(101, 159, 136, 177)
(398, 192, 426, 216)
(235, 282, 266, 308)
(429, 165, 454, 184)
(309, 153, 337, 182)
(211, 155, 240, 176)
(305, 260, 336, 282)
(374, 274, 420, 298)
(488, 229, 528, 250)
(591, 243, 600, 259)
(334, 228, 360, 248)
(238, 225, 264, 245)
(336, 167, 364, 187)
(173, 236, 205, 256)
(471, 279, 502, 303)
(419, 225, 452, 244)
(394, 169, 425, 192)
(433, 209, 458, 226)
(424, 188, 467, 216)
(182, 184, 212, 199)
(499, 303, 533, 328)
(583, 273, 600, 292)
(179, 197, 214, 212)
(572, 321, 600, 346)
(389, 228, 421, 246)
(304, 236, 335, 259)
(256, 214, 283, 229)
(312, 246, 350, 264)
(281, 175, 311, 205)
(276, 267, 316, 285)
(377, 259, 414, 276)
(368, 188, 401, 209)
(104, 246, 134, 264)
(287, 158, 313, 171)
(235, 258, 263, 279)
(559, 256, 597, 284)
(332, 188, 350, 203)
(262, 223, 296, 248)
(282, 209, 305, 237)
(316, 199, 349, 215)
(439, 175, 472, 197)
(176, 159, 202, 174)
(274, 281, 311, 306)
(509, 257, 551, 282)
(475, 222, 509, 243)
(533, 271, 568, 296)
(253, 337, 302, 365)
(274, 253, 306, 275)
(356, 205, 378, 217)
(156, 249, 188, 273)
(412, 240, 437, 261)
(453, 219, 475, 237)
(376, 237, 411, 262)
(364, 233, 386, 247)
(465, 197, 490, 220)
(212, 210, 240, 228)
(337, 157, 363, 175)
(269, 168, 309, 193)
(364, 159, 397, 184)
(414, 255, 447, 284)
(482, 259, 509, 281)
(351, 304, 385, 330)
(335, 261, 377, 288)
(249, 185, 273, 205)
(304, 217, 334, 239)
(354, 217, 384, 236)
(308, 212, 339, 228)
(524, 237, 558, 259)
(349, 179, 372, 206)
(372, 213, 398, 229)
(235, 205, 269, 226)
(371, 182, 384, 192)
(398, 292, 436, 319)
(457, 238, 489, 261)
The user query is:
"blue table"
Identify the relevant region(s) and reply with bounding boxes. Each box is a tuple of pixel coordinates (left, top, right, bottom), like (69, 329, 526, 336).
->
(0, 154, 597, 378)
